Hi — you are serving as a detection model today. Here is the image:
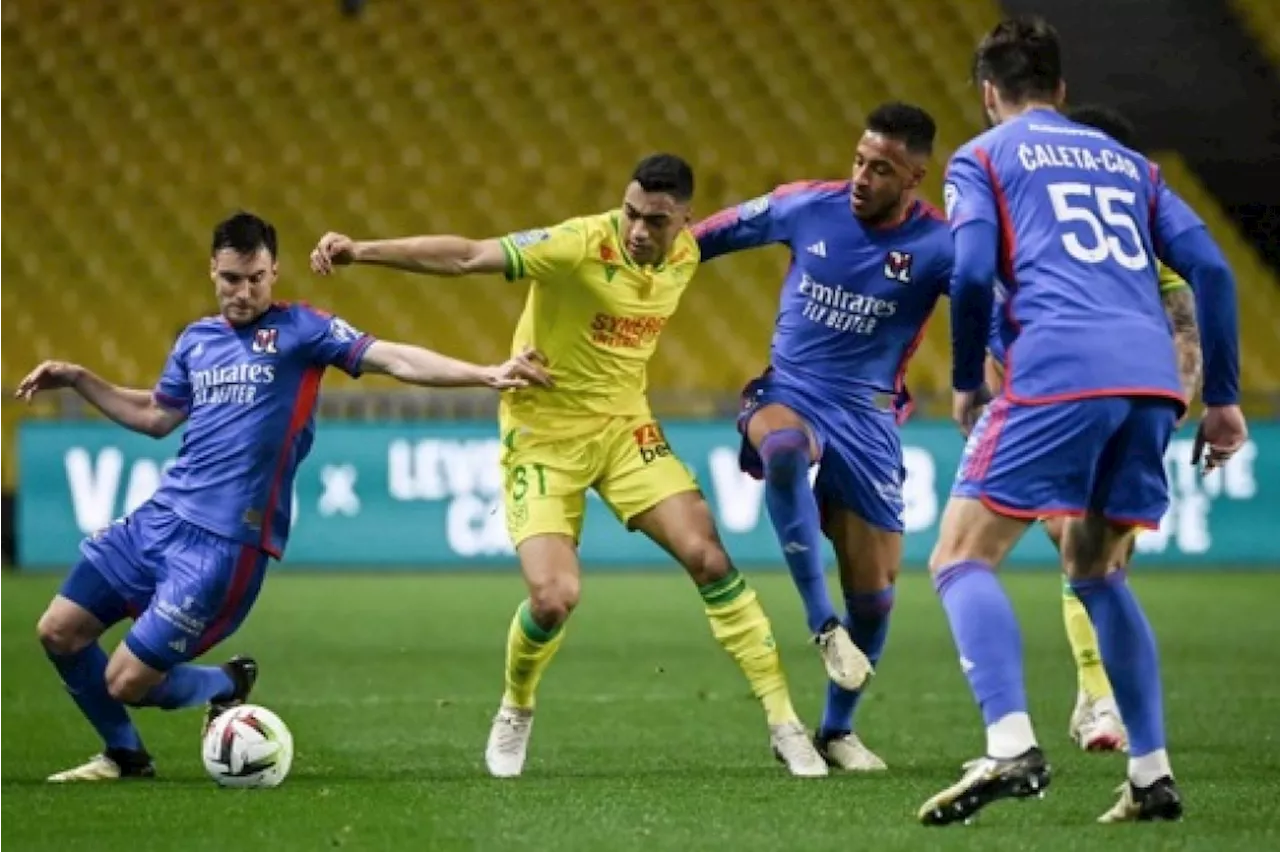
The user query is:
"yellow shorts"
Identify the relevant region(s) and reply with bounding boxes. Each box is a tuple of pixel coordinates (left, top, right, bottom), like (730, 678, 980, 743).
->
(499, 413, 699, 547)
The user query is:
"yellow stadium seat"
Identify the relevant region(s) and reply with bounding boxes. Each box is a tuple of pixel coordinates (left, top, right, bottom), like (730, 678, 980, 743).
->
(1228, 0, 1280, 69)
(4, 0, 1275, 491)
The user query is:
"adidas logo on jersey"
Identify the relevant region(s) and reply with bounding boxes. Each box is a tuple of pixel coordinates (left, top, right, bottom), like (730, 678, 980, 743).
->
(806, 241, 827, 257)
(169, 638, 187, 654)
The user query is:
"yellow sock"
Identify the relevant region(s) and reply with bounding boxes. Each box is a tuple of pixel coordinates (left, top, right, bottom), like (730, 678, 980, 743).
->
(1062, 579, 1113, 700)
(701, 569, 799, 727)
(501, 600, 566, 710)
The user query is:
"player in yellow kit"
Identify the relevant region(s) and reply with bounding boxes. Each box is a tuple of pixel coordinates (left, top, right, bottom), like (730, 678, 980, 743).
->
(310, 154, 829, 778)
(983, 106, 1202, 755)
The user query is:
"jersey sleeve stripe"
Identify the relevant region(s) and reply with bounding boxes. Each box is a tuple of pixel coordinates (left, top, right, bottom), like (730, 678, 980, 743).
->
(344, 334, 376, 374)
(690, 208, 738, 238)
(153, 390, 190, 410)
(499, 237, 524, 281)
(974, 148, 1017, 285)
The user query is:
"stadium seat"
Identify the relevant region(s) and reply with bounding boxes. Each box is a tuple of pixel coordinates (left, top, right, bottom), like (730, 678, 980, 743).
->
(1229, 0, 1280, 69)
(4, 0, 1277, 490)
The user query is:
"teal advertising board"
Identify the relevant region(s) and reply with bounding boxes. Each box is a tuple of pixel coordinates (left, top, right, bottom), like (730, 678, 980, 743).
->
(17, 420, 1279, 569)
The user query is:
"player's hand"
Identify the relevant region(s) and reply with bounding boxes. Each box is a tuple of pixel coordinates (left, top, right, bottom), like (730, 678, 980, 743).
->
(14, 360, 84, 402)
(951, 388, 987, 437)
(310, 232, 358, 275)
(1192, 404, 1248, 474)
(483, 346, 553, 390)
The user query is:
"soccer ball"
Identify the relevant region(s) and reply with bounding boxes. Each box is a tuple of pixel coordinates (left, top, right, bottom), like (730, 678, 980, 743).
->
(202, 704, 294, 788)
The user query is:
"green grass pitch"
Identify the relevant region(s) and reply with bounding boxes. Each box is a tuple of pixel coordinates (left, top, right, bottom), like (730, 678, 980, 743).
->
(4, 570, 1280, 851)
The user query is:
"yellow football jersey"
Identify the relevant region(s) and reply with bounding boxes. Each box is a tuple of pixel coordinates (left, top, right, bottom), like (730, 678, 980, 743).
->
(1157, 261, 1188, 294)
(497, 211, 699, 427)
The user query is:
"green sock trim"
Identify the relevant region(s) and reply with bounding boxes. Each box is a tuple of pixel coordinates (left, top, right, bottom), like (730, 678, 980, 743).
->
(699, 569, 747, 607)
(1062, 576, 1076, 598)
(518, 601, 561, 644)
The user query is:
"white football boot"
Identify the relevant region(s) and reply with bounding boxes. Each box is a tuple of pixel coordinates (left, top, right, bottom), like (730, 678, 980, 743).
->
(1068, 692, 1128, 752)
(770, 721, 829, 777)
(485, 705, 534, 778)
(814, 621, 872, 691)
(47, 751, 154, 783)
(815, 732, 887, 771)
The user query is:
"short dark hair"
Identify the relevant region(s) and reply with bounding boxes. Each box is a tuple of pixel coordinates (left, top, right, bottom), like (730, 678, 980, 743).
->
(865, 102, 937, 156)
(211, 211, 278, 258)
(973, 16, 1062, 104)
(1065, 104, 1139, 150)
(631, 154, 694, 203)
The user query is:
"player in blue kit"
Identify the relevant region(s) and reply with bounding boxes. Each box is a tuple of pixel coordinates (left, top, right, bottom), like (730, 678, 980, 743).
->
(694, 103, 953, 770)
(919, 18, 1248, 826)
(986, 104, 1205, 756)
(18, 212, 550, 782)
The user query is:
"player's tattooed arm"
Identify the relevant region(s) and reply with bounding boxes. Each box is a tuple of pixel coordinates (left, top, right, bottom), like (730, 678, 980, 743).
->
(13, 361, 186, 438)
(359, 341, 552, 390)
(1163, 285, 1203, 404)
(310, 232, 508, 277)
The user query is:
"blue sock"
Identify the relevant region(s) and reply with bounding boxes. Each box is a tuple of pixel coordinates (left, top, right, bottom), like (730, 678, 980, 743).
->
(136, 665, 234, 710)
(760, 428, 836, 633)
(48, 643, 145, 752)
(934, 560, 1027, 725)
(820, 587, 895, 738)
(1070, 571, 1165, 757)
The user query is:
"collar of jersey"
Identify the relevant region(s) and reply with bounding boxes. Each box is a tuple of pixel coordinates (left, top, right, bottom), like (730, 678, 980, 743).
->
(609, 211, 665, 272)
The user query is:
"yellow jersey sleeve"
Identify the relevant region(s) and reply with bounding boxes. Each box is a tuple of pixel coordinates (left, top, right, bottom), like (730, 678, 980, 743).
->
(499, 219, 588, 283)
(1157, 261, 1189, 294)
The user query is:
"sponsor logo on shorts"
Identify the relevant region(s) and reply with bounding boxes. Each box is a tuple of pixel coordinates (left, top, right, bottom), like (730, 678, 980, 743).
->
(634, 423, 673, 465)
(155, 596, 207, 638)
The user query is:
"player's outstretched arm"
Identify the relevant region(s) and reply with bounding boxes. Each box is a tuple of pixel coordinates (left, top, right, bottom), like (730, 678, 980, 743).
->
(310, 232, 507, 278)
(358, 341, 552, 390)
(14, 361, 186, 438)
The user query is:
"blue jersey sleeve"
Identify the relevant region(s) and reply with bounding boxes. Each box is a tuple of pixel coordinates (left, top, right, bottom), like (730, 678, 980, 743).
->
(692, 185, 805, 261)
(153, 335, 192, 412)
(943, 148, 998, 232)
(1148, 166, 1205, 252)
(297, 307, 376, 377)
(950, 221, 999, 391)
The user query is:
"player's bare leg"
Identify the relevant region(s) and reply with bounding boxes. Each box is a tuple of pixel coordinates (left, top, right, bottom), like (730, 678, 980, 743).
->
(745, 403, 869, 691)
(486, 533, 579, 778)
(630, 490, 827, 777)
(39, 596, 156, 782)
(813, 506, 898, 771)
(918, 497, 1050, 826)
(1062, 514, 1182, 823)
(1042, 515, 1127, 752)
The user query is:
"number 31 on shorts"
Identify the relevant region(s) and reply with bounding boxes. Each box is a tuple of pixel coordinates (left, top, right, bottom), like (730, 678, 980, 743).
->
(510, 463, 548, 501)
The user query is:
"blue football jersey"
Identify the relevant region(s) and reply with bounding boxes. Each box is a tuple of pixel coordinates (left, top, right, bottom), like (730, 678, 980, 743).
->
(151, 302, 375, 557)
(694, 181, 952, 409)
(946, 108, 1205, 404)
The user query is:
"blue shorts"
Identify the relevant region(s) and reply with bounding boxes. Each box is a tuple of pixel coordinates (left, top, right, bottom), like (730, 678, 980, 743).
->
(737, 371, 905, 534)
(60, 500, 269, 671)
(952, 395, 1179, 527)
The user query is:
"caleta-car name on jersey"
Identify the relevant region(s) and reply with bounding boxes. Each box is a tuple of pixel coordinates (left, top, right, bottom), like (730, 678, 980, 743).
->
(190, 363, 277, 406)
(797, 273, 897, 335)
(1015, 141, 1141, 181)
(590, 313, 668, 348)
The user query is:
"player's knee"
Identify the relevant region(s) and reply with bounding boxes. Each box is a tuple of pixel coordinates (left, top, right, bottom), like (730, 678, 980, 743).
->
(36, 607, 94, 656)
(759, 429, 809, 485)
(528, 576, 580, 629)
(679, 536, 733, 586)
(104, 664, 154, 705)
